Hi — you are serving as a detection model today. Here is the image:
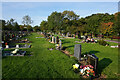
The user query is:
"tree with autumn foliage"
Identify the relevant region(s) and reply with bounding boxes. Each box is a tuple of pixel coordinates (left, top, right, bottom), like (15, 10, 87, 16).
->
(99, 22, 114, 36)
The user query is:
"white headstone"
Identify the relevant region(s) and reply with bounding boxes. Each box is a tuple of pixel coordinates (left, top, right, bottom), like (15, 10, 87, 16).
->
(52, 36, 54, 43)
(6, 45, 9, 48)
(16, 45, 19, 48)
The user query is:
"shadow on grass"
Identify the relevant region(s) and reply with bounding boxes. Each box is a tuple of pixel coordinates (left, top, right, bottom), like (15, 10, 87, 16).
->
(62, 45, 74, 50)
(98, 58, 112, 75)
(82, 50, 100, 57)
(61, 40, 71, 44)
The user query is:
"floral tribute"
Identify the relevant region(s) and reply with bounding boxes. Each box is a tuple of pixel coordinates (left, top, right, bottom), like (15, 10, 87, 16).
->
(73, 64, 95, 78)
(80, 65, 95, 77)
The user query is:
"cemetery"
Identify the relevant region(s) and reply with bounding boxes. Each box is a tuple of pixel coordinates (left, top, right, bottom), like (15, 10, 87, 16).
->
(1, 3, 120, 79)
(2, 31, 119, 79)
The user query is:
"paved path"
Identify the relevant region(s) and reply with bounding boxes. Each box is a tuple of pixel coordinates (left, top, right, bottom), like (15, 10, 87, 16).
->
(94, 38, 120, 43)
(104, 40, 120, 43)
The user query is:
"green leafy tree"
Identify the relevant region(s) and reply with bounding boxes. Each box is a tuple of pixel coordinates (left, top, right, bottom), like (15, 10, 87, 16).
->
(40, 21, 48, 32)
(33, 25, 40, 32)
(47, 11, 63, 33)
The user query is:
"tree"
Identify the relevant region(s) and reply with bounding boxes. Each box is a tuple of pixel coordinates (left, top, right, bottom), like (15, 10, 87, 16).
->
(99, 22, 113, 36)
(47, 11, 63, 33)
(22, 15, 33, 32)
(14, 22, 20, 31)
(40, 21, 48, 32)
(114, 12, 120, 35)
(62, 10, 79, 20)
(0, 20, 6, 30)
(61, 10, 80, 35)
(33, 25, 40, 32)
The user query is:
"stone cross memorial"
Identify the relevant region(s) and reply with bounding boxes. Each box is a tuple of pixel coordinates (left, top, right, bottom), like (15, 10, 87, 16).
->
(74, 44, 81, 61)
(87, 54, 98, 75)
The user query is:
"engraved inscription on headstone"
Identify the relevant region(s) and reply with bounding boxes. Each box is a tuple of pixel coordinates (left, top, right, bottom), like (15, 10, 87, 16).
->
(87, 54, 98, 75)
(74, 44, 81, 61)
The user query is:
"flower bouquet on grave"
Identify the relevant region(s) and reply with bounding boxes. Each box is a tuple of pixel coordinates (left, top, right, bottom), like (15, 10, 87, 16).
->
(79, 65, 95, 78)
(73, 64, 80, 73)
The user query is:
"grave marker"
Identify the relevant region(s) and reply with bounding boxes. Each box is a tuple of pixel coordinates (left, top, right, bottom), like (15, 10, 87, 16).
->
(52, 36, 54, 43)
(55, 37, 57, 43)
(74, 44, 81, 61)
(59, 39, 62, 50)
(6, 45, 9, 48)
(87, 54, 98, 75)
(16, 45, 19, 48)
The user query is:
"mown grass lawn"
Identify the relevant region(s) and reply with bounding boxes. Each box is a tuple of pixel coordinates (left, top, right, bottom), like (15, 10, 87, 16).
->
(61, 38, 118, 78)
(2, 33, 81, 79)
(2, 33, 119, 79)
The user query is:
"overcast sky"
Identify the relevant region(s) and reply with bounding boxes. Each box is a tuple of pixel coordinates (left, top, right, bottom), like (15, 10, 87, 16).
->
(1, 2, 118, 26)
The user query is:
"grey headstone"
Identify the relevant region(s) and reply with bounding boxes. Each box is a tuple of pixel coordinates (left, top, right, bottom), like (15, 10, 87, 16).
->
(59, 39, 62, 50)
(74, 44, 81, 61)
(55, 37, 57, 43)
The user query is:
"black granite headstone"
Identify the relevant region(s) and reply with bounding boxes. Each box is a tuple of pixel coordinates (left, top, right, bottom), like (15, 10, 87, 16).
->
(87, 54, 98, 75)
(74, 44, 81, 61)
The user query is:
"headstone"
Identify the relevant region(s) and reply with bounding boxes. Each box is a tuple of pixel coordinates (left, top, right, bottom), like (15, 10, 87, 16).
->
(59, 39, 62, 50)
(55, 37, 57, 43)
(56, 36, 59, 44)
(6, 45, 9, 48)
(74, 44, 81, 61)
(16, 45, 19, 48)
(52, 36, 54, 43)
(66, 32, 69, 37)
(87, 54, 98, 75)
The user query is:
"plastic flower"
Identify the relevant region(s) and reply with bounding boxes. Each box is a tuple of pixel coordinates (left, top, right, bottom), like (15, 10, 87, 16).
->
(80, 69, 84, 74)
(86, 74, 89, 77)
(87, 67, 90, 70)
(73, 64, 79, 69)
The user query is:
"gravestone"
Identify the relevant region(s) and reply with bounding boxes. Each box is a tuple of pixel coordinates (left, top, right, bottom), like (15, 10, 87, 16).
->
(87, 54, 98, 75)
(55, 37, 57, 43)
(66, 32, 69, 37)
(16, 45, 19, 48)
(52, 36, 54, 43)
(6, 45, 9, 48)
(74, 44, 81, 61)
(59, 39, 62, 50)
(56, 36, 59, 44)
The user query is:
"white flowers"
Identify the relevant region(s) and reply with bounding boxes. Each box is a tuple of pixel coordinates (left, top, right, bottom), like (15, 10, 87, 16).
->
(11, 49, 19, 54)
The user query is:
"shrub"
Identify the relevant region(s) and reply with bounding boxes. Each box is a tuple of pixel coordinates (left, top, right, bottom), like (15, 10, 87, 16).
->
(98, 40, 109, 46)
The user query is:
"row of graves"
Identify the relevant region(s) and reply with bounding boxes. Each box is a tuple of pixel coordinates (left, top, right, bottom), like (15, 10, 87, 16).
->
(73, 44, 99, 79)
(43, 32, 62, 50)
(42, 32, 101, 79)
(2, 30, 32, 57)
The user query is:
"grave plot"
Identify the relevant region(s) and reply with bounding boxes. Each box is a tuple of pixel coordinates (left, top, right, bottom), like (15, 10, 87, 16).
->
(15, 38, 32, 43)
(4, 44, 31, 49)
(72, 44, 99, 79)
(3, 49, 26, 56)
